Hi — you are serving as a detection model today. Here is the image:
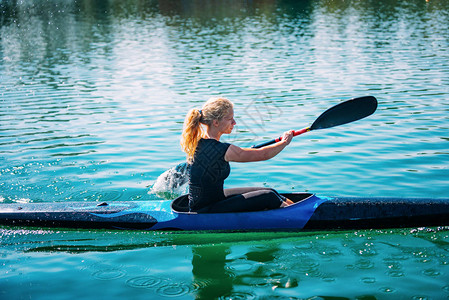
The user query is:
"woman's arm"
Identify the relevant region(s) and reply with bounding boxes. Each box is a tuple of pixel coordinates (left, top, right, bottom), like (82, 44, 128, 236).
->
(224, 130, 294, 162)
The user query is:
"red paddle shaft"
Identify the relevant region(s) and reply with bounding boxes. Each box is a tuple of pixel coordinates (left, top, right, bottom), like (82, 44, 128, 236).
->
(253, 127, 311, 148)
(272, 127, 311, 143)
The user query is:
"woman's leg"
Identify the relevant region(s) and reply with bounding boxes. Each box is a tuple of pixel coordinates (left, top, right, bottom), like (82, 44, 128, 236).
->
(205, 188, 284, 213)
(224, 187, 287, 200)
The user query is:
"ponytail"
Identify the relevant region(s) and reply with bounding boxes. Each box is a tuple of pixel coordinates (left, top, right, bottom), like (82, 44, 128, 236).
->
(181, 108, 204, 163)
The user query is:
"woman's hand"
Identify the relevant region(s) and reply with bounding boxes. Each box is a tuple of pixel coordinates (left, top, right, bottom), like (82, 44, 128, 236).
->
(281, 130, 294, 146)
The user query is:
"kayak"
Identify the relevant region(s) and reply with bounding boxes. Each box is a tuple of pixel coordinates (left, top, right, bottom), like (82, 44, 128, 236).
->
(0, 193, 448, 231)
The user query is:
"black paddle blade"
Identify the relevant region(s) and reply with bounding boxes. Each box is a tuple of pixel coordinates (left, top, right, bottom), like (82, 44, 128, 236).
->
(310, 96, 378, 130)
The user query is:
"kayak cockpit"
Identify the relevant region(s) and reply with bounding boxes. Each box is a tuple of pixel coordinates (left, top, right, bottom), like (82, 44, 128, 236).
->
(171, 192, 315, 214)
(171, 195, 192, 213)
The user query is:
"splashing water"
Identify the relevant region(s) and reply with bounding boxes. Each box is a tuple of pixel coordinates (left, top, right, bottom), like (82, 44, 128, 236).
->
(150, 163, 190, 199)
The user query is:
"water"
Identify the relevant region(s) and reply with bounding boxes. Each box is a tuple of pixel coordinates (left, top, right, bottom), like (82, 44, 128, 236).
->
(1, 0, 449, 298)
(1, 227, 449, 299)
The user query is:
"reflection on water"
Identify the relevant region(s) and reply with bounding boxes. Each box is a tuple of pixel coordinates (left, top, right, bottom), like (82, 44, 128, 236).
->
(1, 226, 449, 299)
(192, 246, 233, 299)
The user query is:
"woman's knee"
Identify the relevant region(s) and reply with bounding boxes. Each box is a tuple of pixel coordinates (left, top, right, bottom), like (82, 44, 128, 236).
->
(252, 190, 283, 209)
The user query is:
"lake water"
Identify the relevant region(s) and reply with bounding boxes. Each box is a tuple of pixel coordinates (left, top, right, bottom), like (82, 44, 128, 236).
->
(1, 0, 449, 299)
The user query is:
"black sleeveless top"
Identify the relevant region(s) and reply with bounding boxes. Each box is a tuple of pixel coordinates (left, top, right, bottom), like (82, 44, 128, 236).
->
(188, 138, 231, 212)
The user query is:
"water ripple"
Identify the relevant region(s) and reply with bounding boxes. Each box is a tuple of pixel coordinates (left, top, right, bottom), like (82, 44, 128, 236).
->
(126, 276, 163, 289)
(156, 283, 191, 297)
(92, 269, 126, 280)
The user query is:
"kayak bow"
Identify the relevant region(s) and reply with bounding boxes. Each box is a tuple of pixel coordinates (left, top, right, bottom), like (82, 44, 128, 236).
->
(0, 193, 448, 231)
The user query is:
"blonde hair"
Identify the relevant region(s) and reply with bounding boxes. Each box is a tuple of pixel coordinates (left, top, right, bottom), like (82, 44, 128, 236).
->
(181, 97, 234, 163)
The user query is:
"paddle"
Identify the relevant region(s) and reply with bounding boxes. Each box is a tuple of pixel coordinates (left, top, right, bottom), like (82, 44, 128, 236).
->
(152, 96, 377, 195)
(251, 96, 378, 149)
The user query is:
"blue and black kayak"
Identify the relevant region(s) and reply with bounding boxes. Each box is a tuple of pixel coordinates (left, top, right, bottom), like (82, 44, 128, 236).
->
(1, 193, 448, 231)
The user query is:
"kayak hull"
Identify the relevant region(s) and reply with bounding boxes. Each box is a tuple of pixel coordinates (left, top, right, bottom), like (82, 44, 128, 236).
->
(0, 193, 448, 231)
(304, 196, 449, 230)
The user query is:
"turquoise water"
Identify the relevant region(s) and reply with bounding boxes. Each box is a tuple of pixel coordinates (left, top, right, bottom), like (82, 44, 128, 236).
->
(1, 0, 449, 298)
(1, 228, 449, 299)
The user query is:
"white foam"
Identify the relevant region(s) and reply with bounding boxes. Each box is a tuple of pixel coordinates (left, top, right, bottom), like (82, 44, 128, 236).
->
(149, 164, 189, 199)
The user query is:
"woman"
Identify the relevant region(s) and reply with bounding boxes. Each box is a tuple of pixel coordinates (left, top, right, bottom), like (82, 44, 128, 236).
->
(181, 97, 294, 213)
